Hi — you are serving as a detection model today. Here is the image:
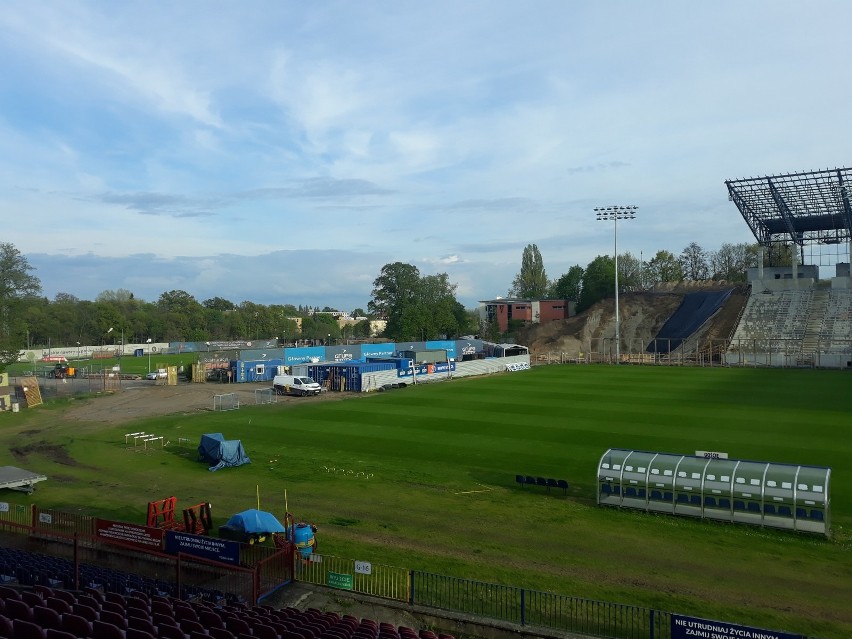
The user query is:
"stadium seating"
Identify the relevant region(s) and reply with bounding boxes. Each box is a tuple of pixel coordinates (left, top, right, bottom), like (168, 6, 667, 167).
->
(0, 558, 458, 639)
(516, 474, 569, 494)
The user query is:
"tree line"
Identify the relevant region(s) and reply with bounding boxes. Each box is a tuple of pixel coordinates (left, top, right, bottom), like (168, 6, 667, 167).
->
(509, 241, 793, 313)
(0, 242, 383, 369)
(0, 238, 794, 370)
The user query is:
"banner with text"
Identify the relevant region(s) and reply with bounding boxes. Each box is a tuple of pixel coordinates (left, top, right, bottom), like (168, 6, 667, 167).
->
(164, 530, 241, 566)
(95, 519, 164, 551)
(671, 614, 804, 639)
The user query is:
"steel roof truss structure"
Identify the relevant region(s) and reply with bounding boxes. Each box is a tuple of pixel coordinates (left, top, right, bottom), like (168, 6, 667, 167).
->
(725, 167, 852, 248)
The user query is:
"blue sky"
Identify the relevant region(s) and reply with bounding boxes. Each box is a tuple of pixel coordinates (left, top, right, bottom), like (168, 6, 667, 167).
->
(2, 2, 851, 311)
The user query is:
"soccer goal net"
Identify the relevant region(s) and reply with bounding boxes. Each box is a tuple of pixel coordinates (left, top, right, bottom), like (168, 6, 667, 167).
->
(213, 393, 239, 411)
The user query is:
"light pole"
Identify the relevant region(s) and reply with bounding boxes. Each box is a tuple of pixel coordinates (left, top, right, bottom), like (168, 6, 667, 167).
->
(146, 338, 152, 373)
(594, 205, 638, 364)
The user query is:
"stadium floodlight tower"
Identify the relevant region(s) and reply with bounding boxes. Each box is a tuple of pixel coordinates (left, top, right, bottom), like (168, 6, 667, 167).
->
(594, 205, 638, 364)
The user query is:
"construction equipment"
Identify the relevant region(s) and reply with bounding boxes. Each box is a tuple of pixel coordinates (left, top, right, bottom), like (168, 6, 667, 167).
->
(49, 363, 77, 379)
(147, 496, 213, 535)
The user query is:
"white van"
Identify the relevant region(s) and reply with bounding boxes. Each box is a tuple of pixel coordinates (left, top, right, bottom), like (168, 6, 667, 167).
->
(272, 374, 322, 396)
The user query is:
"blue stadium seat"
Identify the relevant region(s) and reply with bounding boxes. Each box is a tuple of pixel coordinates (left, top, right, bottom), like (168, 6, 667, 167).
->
(734, 500, 745, 511)
(747, 502, 761, 513)
(811, 510, 824, 521)
(625, 487, 637, 498)
(557, 479, 569, 494)
(690, 495, 701, 506)
(536, 477, 547, 489)
(664, 492, 673, 501)
(676, 493, 688, 503)
(515, 475, 525, 487)
(600, 483, 612, 494)
(763, 504, 776, 515)
(650, 490, 662, 500)
(525, 476, 536, 486)
(718, 498, 730, 509)
(638, 488, 647, 499)
(796, 507, 807, 519)
(704, 496, 716, 507)
(546, 478, 558, 492)
(779, 506, 792, 517)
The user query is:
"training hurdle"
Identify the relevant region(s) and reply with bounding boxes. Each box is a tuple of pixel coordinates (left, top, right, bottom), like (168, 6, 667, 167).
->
(124, 432, 165, 451)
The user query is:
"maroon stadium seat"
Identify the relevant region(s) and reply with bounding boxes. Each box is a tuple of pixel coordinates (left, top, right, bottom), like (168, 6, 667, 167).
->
(60, 612, 93, 637)
(4, 597, 34, 622)
(21, 591, 44, 608)
(32, 605, 62, 630)
(45, 629, 78, 639)
(157, 622, 190, 639)
(72, 603, 99, 623)
(13, 618, 47, 639)
(99, 609, 128, 630)
(0, 613, 14, 638)
(92, 619, 127, 639)
(45, 597, 72, 616)
(127, 614, 158, 635)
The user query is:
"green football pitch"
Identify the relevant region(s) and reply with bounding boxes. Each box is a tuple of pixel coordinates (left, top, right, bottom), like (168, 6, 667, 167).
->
(1, 365, 850, 638)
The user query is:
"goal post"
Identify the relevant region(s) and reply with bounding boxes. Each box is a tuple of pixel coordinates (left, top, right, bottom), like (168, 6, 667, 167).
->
(213, 393, 239, 411)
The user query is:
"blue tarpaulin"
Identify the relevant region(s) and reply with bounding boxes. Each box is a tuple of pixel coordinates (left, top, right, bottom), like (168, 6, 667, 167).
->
(647, 289, 734, 354)
(197, 433, 251, 472)
(224, 509, 286, 534)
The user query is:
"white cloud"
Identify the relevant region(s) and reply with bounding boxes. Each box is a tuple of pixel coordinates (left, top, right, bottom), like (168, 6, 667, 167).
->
(1, 1, 851, 309)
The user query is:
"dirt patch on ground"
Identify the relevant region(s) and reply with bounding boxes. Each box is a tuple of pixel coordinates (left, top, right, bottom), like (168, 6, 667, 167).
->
(10, 441, 79, 466)
(58, 380, 355, 424)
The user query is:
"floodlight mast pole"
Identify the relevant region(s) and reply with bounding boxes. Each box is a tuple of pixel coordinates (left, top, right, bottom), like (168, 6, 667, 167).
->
(594, 205, 638, 364)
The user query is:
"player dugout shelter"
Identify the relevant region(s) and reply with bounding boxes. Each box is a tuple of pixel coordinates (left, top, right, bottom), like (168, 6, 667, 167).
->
(597, 448, 831, 536)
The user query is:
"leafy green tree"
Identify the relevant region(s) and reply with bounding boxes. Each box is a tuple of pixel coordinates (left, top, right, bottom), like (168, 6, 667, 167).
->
(549, 265, 584, 301)
(369, 262, 421, 339)
(617, 252, 643, 291)
(577, 255, 614, 312)
(509, 243, 548, 298)
(645, 250, 684, 286)
(369, 262, 466, 340)
(680, 242, 709, 280)
(157, 290, 204, 341)
(767, 241, 796, 267)
(0, 242, 41, 370)
(709, 242, 759, 281)
(203, 296, 236, 311)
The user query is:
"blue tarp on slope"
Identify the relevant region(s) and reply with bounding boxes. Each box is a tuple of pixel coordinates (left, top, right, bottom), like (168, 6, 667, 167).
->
(224, 509, 286, 534)
(646, 289, 734, 354)
(197, 433, 251, 472)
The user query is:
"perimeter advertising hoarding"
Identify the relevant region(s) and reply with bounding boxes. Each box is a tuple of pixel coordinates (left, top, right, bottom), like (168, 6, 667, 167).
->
(671, 614, 804, 639)
(164, 530, 240, 566)
(95, 519, 164, 551)
(283, 346, 326, 365)
(361, 343, 395, 358)
(397, 361, 456, 378)
(325, 345, 362, 362)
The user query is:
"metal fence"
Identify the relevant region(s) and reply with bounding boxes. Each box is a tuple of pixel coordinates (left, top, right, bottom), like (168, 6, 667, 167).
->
(0, 508, 289, 604)
(298, 554, 410, 602)
(410, 571, 669, 639)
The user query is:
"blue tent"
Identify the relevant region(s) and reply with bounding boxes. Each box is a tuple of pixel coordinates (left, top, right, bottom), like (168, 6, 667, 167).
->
(197, 433, 251, 472)
(224, 509, 286, 535)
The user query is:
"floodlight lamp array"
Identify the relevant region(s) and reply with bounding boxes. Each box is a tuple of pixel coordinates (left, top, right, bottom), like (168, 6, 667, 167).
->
(594, 205, 638, 221)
